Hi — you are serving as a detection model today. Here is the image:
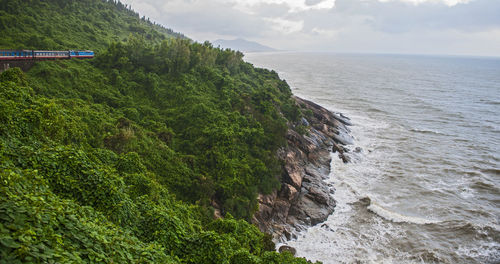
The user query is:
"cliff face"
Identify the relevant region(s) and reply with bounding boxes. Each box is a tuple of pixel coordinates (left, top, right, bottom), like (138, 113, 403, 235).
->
(252, 96, 353, 241)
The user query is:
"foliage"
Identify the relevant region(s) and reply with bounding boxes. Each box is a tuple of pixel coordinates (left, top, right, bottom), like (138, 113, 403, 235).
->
(0, 0, 318, 263)
(0, 0, 185, 51)
(0, 169, 176, 264)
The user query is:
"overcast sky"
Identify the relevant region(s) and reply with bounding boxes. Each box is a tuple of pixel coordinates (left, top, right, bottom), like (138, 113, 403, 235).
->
(120, 0, 500, 56)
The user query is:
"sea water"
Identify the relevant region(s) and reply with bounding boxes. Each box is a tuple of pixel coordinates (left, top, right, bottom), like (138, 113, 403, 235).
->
(245, 52, 500, 263)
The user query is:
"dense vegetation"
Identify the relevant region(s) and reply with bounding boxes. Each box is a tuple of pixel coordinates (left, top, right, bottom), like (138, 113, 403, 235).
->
(0, 0, 185, 50)
(0, 0, 314, 263)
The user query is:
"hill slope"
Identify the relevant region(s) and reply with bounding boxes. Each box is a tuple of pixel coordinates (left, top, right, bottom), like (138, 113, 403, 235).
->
(214, 38, 277, 52)
(0, 0, 318, 263)
(0, 0, 185, 50)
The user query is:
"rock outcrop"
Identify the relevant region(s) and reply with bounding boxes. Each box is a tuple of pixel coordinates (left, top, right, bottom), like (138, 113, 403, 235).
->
(252, 96, 353, 241)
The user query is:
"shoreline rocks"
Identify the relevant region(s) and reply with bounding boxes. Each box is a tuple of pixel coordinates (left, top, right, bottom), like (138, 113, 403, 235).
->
(252, 96, 353, 241)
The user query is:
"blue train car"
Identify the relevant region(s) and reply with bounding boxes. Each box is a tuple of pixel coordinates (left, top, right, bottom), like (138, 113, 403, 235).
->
(69, 50, 94, 58)
(0, 50, 34, 60)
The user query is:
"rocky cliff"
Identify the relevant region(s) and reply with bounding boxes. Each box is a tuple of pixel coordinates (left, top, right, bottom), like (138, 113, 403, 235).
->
(252, 96, 353, 241)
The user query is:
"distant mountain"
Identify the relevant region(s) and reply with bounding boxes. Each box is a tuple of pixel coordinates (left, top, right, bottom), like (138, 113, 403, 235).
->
(213, 38, 277, 52)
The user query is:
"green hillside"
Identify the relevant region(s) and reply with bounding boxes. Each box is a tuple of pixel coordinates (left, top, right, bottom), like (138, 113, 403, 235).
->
(0, 0, 316, 263)
(0, 0, 185, 50)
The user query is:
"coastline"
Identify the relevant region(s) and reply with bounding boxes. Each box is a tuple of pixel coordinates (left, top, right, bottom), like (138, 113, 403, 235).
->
(252, 95, 353, 242)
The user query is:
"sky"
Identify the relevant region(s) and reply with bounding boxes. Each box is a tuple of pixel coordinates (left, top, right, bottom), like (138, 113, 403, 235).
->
(120, 0, 500, 56)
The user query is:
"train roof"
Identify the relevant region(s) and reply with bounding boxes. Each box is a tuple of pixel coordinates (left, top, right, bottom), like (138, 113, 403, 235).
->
(0, 49, 33, 52)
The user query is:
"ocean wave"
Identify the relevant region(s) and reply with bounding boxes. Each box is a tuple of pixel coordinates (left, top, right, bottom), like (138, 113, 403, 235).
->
(478, 99, 500, 106)
(438, 220, 500, 239)
(359, 197, 441, 225)
(409, 128, 447, 135)
(481, 168, 500, 177)
(471, 180, 500, 193)
(366, 107, 388, 114)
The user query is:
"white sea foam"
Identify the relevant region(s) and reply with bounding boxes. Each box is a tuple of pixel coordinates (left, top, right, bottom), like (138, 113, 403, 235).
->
(365, 198, 441, 225)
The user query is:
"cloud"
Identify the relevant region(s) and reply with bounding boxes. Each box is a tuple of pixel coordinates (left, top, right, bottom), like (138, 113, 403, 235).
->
(265, 17, 304, 34)
(379, 0, 473, 6)
(224, 0, 336, 12)
(120, 0, 500, 56)
(331, 0, 500, 33)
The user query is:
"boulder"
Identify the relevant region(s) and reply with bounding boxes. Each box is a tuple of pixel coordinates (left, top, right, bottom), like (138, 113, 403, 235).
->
(279, 245, 297, 256)
(280, 183, 299, 202)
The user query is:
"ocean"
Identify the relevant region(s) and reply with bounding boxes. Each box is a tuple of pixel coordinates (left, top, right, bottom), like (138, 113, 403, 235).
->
(244, 52, 500, 264)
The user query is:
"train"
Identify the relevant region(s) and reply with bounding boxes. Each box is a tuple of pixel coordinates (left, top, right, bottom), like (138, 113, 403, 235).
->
(0, 50, 94, 60)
